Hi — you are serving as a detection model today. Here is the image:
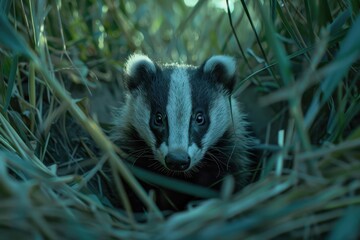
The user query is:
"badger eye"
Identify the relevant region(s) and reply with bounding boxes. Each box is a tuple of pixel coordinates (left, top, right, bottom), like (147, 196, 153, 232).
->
(154, 112, 164, 126)
(195, 112, 205, 126)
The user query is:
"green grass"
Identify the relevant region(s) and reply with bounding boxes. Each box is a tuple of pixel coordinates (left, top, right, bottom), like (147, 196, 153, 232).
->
(1, 0, 360, 239)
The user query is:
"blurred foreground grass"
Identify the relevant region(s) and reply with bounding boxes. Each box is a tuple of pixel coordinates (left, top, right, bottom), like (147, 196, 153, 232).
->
(0, 0, 360, 239)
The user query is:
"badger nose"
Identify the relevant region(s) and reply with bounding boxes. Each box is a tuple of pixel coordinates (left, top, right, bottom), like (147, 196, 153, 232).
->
(165, 150, 190, 171)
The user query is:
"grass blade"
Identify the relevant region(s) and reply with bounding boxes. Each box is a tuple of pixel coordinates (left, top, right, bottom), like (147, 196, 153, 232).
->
(256, 1, 294, 86)
(305, 15, 360, 127)
(0, 14, 33, 58)
(2, 56, 18, 113)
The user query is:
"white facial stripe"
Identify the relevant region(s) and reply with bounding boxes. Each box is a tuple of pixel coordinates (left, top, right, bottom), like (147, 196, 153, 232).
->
(166, 68, 192, 151)
(156, 143, 168, 165)
(201, 95, 231, 149)
(131, 94, 156, 149)
(188, 143, 201, 168)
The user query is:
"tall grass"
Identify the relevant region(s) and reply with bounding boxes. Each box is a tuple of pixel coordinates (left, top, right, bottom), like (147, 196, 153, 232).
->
(0, 0, 359, 239)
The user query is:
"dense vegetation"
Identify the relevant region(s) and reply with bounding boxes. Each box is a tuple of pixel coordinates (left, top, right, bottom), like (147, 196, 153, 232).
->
(0, 0, 359, 239)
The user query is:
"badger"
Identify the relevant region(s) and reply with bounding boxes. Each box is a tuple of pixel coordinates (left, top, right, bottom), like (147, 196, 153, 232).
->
(111, 54, 255, 211)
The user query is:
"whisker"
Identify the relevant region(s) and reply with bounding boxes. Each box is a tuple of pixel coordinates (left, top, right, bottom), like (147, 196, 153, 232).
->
(204, 152, 223, 178)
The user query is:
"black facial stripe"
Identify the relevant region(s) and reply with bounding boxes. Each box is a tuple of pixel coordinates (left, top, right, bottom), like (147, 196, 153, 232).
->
(147, 67, 170, 147)
(188, 68, 216, 147)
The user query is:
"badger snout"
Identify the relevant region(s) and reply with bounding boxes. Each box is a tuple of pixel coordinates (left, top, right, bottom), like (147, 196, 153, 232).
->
(165, 149, 190, 171)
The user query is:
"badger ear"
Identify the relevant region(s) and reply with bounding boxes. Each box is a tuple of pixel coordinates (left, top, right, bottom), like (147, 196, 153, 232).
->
(125, 54, 157, 90)
(203, 55, 236, 91)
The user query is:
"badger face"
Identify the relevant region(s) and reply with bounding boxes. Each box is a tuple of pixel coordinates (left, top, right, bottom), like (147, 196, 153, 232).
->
(122, 54, 240, 173)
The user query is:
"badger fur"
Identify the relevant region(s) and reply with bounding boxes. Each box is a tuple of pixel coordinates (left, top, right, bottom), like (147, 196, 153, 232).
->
(111, 54, 254, 211)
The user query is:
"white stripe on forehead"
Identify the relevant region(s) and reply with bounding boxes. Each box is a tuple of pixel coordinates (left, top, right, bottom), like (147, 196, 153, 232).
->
(166, 67, 192, 150)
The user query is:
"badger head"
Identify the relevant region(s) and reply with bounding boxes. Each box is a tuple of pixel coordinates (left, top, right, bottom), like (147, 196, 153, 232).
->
(117, 54, 245, 173)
